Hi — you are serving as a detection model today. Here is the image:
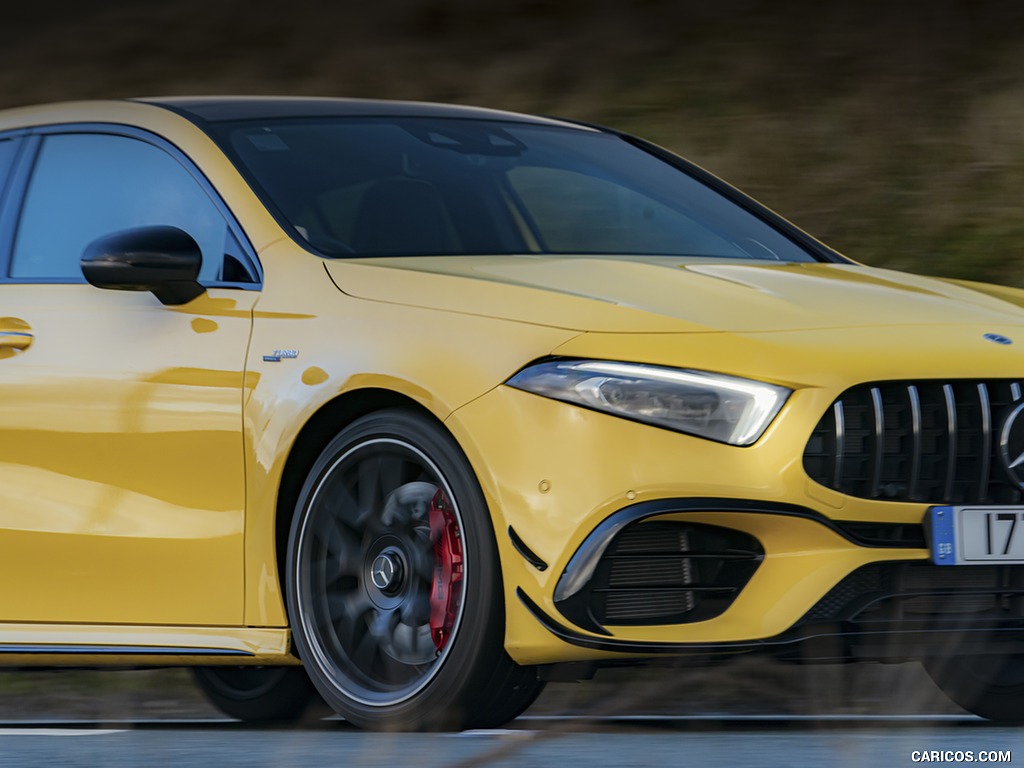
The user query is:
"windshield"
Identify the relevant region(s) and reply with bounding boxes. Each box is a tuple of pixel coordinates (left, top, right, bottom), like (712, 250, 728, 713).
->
(212, 117, 818, 262)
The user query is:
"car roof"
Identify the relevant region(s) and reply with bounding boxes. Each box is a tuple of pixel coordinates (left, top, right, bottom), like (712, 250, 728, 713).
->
(137, 96, 596, 131)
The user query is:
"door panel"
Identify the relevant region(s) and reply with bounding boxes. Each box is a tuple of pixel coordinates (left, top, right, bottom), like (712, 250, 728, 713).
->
(0, 286, 254, 624)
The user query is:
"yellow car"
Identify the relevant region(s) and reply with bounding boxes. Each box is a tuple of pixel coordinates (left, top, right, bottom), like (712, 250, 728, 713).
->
(2, 96, 1024, 729)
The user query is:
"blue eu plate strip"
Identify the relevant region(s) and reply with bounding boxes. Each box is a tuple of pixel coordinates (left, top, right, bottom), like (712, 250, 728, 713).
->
(929, 506, 957, 566)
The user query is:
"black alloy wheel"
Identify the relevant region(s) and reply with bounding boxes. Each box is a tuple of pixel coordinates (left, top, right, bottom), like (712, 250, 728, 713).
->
(286, 409, 542, 731)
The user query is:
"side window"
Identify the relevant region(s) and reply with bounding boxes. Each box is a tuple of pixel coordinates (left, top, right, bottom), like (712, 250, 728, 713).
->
(10, 133, 252, 283)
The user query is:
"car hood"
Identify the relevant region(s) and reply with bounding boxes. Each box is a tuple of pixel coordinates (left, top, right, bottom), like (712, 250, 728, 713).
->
(323, 255, 1024, 334)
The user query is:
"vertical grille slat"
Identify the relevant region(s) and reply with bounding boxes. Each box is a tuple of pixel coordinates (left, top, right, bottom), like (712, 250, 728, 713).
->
(978, 383, 992, 503)
(908, 385, 922, 501)
(805, 379, 1024, 505)
(833, 401, 845, 491)
(870, 387, 884, 498)
(943, 384, 957, 502)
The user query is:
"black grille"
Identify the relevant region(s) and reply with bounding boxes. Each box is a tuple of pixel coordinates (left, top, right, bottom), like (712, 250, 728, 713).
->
(804, 380, 1024, 504)
(556, 521, 763, 629)
(800, 561, 1024, 626)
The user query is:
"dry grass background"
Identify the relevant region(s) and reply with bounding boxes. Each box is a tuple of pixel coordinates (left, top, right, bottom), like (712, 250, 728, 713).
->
(0, 0, 1012, 718)
(5, 0, 1024, 284)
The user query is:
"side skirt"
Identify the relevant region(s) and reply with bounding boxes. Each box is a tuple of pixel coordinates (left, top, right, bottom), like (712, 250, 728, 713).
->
(0, 625, 296, 666)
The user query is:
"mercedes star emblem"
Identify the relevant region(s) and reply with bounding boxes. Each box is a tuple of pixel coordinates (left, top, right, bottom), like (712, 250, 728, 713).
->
(371, 553, 397, 591)
(984, 333, 1013, 346)
(999, 402, 1024, 490)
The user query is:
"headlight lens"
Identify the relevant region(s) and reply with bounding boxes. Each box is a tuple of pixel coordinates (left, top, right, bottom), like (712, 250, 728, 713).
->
(506, 359, 791, 446)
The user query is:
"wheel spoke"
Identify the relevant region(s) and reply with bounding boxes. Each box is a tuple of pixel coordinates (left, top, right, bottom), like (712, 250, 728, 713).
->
(407, 590, 432, 626)
(369, 606, 400, 641)
(357, 455, 384, 525)
(391, 616, 434, 663)
(317, 517, 361, 584)
(328, 588, 373, 627)
(329, 590, 374, 653)
(325, 483, 361, 531)
(351, 622, 379, 672)
(378, 641, 412, 682)
(378, 454, 406, 497)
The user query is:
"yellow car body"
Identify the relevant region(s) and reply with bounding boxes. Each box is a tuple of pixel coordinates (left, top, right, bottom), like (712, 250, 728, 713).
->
(2, 98, 1024, 727)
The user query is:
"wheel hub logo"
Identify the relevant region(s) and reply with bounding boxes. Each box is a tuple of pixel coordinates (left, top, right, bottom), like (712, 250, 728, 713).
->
(371, 553, 397, 590)
(999, 402, 1024, 490)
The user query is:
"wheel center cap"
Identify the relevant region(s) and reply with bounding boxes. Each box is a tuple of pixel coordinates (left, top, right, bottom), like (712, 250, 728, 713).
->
(370, 552, 402, 593)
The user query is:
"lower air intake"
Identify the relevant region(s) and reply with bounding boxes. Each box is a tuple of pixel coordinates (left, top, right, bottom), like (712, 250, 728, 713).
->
(556, 521, 763, 629)
(799, 561, 1024, 626)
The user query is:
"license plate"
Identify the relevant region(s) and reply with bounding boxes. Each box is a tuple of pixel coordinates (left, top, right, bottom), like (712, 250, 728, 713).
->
(928, 506, 1024, 565)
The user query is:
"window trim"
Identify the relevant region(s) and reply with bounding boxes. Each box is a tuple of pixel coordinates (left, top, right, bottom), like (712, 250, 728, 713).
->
(0, 123, 262, 288)
(0, 132, 32, 280)
(0, 133, 24, 211)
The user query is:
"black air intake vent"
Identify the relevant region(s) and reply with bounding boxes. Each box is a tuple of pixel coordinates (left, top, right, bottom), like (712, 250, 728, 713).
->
(800, 561, 1024, 627)
(556, 521, 763, 630)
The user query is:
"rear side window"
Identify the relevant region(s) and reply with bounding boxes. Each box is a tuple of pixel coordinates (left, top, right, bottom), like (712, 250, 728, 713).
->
(10, 133, 251, 283)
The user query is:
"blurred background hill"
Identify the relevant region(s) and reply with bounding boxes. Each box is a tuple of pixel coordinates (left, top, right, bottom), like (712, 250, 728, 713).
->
(5, 0, 1024, 284)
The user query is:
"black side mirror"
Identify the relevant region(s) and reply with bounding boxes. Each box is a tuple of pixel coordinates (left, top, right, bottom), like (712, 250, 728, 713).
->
(81, 226, 205, 306)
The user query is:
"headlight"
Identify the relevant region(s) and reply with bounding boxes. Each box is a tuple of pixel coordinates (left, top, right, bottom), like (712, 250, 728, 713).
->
(506, 359, 791, 446)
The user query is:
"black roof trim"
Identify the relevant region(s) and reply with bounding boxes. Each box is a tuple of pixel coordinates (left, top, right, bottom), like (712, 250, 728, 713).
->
(135, 96, 594, 129)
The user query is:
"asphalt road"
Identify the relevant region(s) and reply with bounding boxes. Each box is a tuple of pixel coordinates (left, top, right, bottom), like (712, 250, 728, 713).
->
(0, 716, 1021, 768)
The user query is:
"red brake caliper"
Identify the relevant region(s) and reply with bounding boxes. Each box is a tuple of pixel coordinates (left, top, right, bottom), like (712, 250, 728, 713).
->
(429, 489, 463, 653)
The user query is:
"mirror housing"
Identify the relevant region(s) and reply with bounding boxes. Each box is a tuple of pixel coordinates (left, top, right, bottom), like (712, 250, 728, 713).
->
(81, 226, 205, 306)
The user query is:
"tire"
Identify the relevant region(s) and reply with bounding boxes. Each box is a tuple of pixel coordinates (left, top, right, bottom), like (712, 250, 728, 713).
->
(466, 657, 545, 729)
(925, 654, 1024, 722)
(285, 409, 541, 731)
(192, 667, 317, 722)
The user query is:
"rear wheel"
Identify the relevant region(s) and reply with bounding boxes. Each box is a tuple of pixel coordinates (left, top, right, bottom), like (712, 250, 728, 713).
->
(286, 409, 541, 731)
(192, 667, 317, 722)
(925, 654, 1024, 722)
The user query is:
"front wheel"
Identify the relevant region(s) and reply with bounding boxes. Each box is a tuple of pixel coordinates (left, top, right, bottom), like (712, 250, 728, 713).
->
(925, 654, 1024, 722)
(286, 409, 542, 731)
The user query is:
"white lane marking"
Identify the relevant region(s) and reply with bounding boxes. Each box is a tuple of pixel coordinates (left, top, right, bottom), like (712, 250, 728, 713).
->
(0, 729, 126, 736)
(448, 729, 538, 737)
(520, 714, 979, 722)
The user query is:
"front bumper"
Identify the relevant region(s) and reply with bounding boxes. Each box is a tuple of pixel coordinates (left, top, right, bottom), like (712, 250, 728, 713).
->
(447, 383, 948, 664)
(515, 500, 1024, 662)
(446, 312, 1024, 665)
